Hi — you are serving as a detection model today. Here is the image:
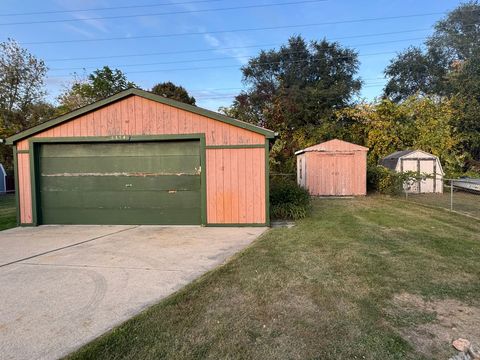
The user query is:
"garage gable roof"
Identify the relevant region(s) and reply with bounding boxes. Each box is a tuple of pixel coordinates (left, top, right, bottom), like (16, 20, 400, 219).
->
(6, 88, 275, 144)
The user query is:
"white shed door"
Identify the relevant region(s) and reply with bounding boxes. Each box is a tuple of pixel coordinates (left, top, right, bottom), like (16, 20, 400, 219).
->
(401, 158, 437, 193)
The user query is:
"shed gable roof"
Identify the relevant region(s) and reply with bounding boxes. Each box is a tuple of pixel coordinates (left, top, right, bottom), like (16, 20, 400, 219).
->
(295, 139, 368, 155)
(382, 149, 437, 160)
(6, 88, 274, 144)
(382, 150, 415, 159)
(380, 149, 443, 174)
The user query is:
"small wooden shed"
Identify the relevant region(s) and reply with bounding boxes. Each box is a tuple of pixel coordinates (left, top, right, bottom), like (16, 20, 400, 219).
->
(380, 150, 444, 193)
(6, 89, 275, 226)
(295, 139, 368, 196)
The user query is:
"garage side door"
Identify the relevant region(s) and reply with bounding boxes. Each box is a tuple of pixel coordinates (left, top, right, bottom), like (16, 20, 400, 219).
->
(38, 141, 201, 225)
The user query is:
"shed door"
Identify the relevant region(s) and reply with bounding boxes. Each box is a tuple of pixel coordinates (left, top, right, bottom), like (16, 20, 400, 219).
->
(401, 158, 437, 193)
(334, 153, 355, 196)
(37, 141, 201, 225)
(309, 153, 355, 196)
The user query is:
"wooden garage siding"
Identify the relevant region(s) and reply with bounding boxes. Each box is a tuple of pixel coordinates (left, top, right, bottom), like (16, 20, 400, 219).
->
(206, 148, 265, 224)
(16, 95, 267, 225)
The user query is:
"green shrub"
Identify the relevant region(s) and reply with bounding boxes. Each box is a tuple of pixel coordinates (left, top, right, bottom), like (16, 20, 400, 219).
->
(270, 178, 311, 220)
(368, 165, 423, 195)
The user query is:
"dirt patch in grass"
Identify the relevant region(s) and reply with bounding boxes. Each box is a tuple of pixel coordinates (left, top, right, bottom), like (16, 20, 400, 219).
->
(389, 292, 480, 359)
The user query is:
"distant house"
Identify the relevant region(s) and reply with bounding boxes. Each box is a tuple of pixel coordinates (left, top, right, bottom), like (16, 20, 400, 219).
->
(0, 164, 6, 193)
(295, 139, 368, 196)
(380, 150, 444, 193)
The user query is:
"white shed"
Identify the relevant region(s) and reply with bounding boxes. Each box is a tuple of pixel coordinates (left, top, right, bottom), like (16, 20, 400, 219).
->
(380, 150, 444, 193)
(0, 164, 6, 194)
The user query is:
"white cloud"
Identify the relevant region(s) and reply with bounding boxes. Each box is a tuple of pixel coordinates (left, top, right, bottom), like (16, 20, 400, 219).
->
(63, 23, 96, 38)
(70, 12, 108, 33)
(202, 33, 252, 65)
(203, 34, 221, 47)
(54, 0, 109, 35)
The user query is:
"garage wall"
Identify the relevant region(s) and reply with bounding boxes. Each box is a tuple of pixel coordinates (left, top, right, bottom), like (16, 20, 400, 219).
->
(16, 95, 267, 225)
(17, 153, 32, 223)
(206, 148, 265, 224)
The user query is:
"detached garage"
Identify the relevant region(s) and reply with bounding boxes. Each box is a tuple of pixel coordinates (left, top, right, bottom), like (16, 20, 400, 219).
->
(295, 139, 368, 196)
(7, 89, 274, 226)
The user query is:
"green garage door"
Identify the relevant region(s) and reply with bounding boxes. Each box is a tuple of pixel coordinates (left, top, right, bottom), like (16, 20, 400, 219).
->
(37, 141, 201, 225)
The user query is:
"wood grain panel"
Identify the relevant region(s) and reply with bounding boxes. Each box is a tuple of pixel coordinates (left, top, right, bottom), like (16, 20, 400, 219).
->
(304, 151, 366, 196)
(206, 148, 265, 224)
(18, 153, 32, 223)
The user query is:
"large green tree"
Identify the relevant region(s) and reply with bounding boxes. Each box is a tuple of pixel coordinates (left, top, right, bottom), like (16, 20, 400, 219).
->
(384, 1, 480, 101)
(448, 47, 480, 164)
(58, 66, 136, 113)
(384, 1, 480, 165)
(222, 36, 361, 171)
(383, 46, 447, 102)
(151, 82, 196, 105)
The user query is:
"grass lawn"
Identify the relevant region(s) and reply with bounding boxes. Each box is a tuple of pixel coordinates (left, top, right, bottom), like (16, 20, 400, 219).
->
(0, 194, 16, 231)
(67, 196, 480, 360)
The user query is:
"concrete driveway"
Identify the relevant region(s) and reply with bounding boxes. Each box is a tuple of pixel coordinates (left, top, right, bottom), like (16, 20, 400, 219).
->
(0, 225, 266, 360)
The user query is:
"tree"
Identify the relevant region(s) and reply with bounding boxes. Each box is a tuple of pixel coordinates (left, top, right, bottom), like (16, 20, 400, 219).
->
(151, 82, 196, 105)
(0, 39, 49, 170)
(383, 47, 447, 102)
(384, 1, 480, 102)
(335, 96, 463, 174)
(222, 36, 361, 172)
(383, 2, 480, 168)
(427, 1, 480, 62)
(0, 38, 48, 130)
(448, 47, 480, 162)
(336, 100, 414, 166)
(58, 66, 136, 113)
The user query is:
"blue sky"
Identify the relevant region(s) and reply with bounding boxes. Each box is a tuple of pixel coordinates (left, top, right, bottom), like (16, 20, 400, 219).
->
(1, 0, 463, 111)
